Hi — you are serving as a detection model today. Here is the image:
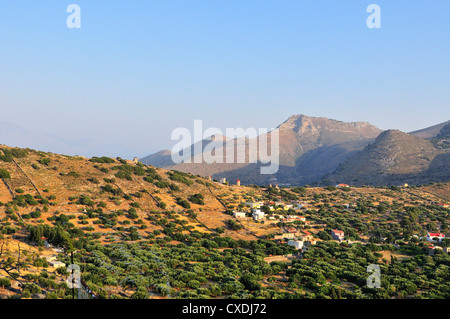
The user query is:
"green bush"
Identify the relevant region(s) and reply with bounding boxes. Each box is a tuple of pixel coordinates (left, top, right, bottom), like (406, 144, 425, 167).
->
(176, 197, 191, 209)
(0, 148, 28, 162)
(0, 169, 11, 179)
(0, 277, 11, 287)
(37, 158, 51, 166)
(188, 194, 204, 205)
(67, 171, 79, 178)
(89, 156, 115, 164)
(115, 171, 132, 181)
(154, 181, 170, 188)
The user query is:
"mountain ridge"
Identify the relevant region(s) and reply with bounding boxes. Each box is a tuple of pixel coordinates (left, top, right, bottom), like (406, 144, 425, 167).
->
(141, 115, 450, 186)
(141, 114, 383, 185)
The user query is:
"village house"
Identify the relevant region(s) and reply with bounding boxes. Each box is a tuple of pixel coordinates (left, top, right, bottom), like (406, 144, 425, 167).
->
(297, 230, 313, 242)
(283, 215, 306, 223)
(287, 240, 304, 250)
(331, 229, 345, 241)
(335, 183, 350, 188)
(285, 227, 298, 234)
(437, 203, 449, 208)
(233, 211, 246, 219)
(246, 201, 263, 209)
(426, 232, 446, 242)
(274, 233, 296, 240)
(252, 209, 265, 221)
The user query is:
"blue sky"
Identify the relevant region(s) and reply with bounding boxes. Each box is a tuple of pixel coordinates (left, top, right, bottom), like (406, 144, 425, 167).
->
(0, 1, 449, 158)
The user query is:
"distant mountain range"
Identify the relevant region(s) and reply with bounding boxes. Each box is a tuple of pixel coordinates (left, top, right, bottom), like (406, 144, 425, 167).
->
(2, 115, 449, 187)
(140, 114, 450, 186)
(0, 121, 139, 159)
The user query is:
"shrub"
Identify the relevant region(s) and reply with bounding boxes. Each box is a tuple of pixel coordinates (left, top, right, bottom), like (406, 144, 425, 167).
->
(0, 148, 28, 162)
(176, 197, 191, 209)
(154, 181, 170, 188)
(0, 169, 11, 179)
(131, 287, 149, 299)
(101, 185, 123, 196)
(77, 195, 95, 206)
(168, 172, 193, 186)
(67, 171, 79, 178)
(115, 171, 132, 181)
(88, 177, 100, 184)
(30, 210, 42, 219)
(227, 219, 242, 231)
(0, 277, 11, 287)
(89, 157, 115, 164)
(187, 280, 201, 289)
(37, 158, 51, 166)
(188, 194, 204, 205)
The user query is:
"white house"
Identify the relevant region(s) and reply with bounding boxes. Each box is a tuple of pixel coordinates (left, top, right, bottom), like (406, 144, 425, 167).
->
(252, 209, 265, 221)
(233, 211, 246, 218)
(426, 232, 446, 242)
(287, 240, 304, 250)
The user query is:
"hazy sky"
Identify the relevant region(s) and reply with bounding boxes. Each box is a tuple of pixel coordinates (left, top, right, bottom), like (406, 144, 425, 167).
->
(0, 1, 449, 158)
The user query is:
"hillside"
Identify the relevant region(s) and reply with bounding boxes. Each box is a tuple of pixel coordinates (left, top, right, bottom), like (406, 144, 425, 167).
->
(432, 122, 450, 150)
(409, 120, 450, 139)
(1, 143, 450, 300)
(322, 129, 450, 186)
(0, 145, 276, 243)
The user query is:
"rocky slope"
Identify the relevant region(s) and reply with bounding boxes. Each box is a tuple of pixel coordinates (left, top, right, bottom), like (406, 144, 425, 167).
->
(323, 128, 450, 186)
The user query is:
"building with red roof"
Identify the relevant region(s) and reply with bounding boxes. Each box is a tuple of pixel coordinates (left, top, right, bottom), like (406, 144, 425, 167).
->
(426, 232, 446, 242)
